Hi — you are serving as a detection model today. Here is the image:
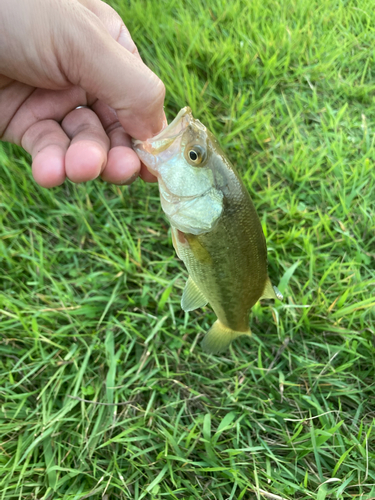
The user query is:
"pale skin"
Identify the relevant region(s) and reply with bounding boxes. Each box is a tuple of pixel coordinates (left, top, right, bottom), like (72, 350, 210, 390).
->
(0, 0, 166, 188)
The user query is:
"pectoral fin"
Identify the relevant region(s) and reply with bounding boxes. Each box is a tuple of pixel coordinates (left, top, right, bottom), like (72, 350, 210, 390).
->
(260, 278, 283, 301)
(181, 277, 208, 312)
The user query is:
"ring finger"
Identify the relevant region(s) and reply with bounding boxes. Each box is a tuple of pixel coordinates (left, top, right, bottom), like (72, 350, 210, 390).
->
(91, 99, 157, 184)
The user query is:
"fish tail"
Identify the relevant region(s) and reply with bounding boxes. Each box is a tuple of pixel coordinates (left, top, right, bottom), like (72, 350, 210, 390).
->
(201, 320, 251, 354)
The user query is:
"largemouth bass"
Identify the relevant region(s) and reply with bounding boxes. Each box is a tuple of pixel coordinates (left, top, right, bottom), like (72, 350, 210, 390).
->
(133, 107, 282, 353)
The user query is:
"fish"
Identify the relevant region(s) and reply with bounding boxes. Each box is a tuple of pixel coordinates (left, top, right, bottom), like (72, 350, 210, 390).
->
(133, 107, 282, 354)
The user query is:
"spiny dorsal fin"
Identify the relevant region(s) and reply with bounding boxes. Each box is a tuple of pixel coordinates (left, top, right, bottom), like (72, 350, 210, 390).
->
(181, 277, 208, 312)
(260, 278, 283, 301)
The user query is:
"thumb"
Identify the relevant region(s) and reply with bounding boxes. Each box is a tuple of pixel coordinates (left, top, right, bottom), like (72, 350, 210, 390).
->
(60, 2, 165, 140)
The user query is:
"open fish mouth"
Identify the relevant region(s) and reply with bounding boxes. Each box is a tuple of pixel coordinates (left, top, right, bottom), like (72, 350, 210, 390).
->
(148, 107, 193, 143)
(132, 107, 208, 177)
(133, 107, 193, 150)
(132, 107, 195, 175)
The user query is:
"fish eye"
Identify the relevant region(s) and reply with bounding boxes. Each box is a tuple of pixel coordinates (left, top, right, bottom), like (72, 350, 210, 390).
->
(185, 145, 206, 165)
(189, 150, 198, 161)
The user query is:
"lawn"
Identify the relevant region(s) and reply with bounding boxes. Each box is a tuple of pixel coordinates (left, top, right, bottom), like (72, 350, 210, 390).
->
(1, 0, 375, 498)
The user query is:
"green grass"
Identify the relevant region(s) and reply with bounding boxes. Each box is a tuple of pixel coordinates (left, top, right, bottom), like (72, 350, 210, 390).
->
(1, 0, 375, 498)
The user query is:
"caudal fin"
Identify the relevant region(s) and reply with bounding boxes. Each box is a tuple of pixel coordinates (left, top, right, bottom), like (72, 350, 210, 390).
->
(201, 320, 251, 354)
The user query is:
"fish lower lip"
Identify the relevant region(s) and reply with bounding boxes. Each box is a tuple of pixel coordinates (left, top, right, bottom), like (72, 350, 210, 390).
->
(159, 179, 213, 208)
(165, 188, 212, 202)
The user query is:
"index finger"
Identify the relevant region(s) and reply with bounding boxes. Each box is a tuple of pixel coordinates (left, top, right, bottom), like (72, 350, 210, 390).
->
(59, 2, 166, 140)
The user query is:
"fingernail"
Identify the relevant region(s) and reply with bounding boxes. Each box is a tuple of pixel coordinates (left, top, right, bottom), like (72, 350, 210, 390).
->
(121, 171, 139, 185)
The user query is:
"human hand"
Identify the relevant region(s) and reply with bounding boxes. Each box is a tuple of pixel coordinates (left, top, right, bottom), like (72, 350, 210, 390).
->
(0, 0, 165, 187)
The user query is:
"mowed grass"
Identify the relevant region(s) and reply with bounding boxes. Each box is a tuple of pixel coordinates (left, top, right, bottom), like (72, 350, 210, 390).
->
(1, 0, 375, 498)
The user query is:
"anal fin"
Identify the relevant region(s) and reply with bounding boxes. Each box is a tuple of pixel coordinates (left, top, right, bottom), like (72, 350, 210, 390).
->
(181, 277, 208, 312)
(260, 278, 283, 301)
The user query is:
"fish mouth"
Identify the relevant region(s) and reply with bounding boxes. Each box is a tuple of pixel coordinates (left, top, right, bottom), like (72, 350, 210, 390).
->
(132, 107, 195, 176)
(149, 107, 193, 143)
(132, 106, 208, 177)
(133, 107, 193, 150)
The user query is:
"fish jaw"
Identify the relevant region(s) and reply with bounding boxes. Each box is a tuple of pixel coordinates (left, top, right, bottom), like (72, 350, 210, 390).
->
(132, 107, 193, 177)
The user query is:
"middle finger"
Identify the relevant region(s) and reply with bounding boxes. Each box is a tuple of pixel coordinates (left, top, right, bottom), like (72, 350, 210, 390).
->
(61, 107, 110, 183)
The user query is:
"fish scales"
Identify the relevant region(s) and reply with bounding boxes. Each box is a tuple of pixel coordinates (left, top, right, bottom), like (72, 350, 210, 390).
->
(133, 107, 282, 354)
(177, 171, 267, 332)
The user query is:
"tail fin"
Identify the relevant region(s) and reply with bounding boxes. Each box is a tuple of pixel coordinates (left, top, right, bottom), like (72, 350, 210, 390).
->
(201, 320, 251, 354)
